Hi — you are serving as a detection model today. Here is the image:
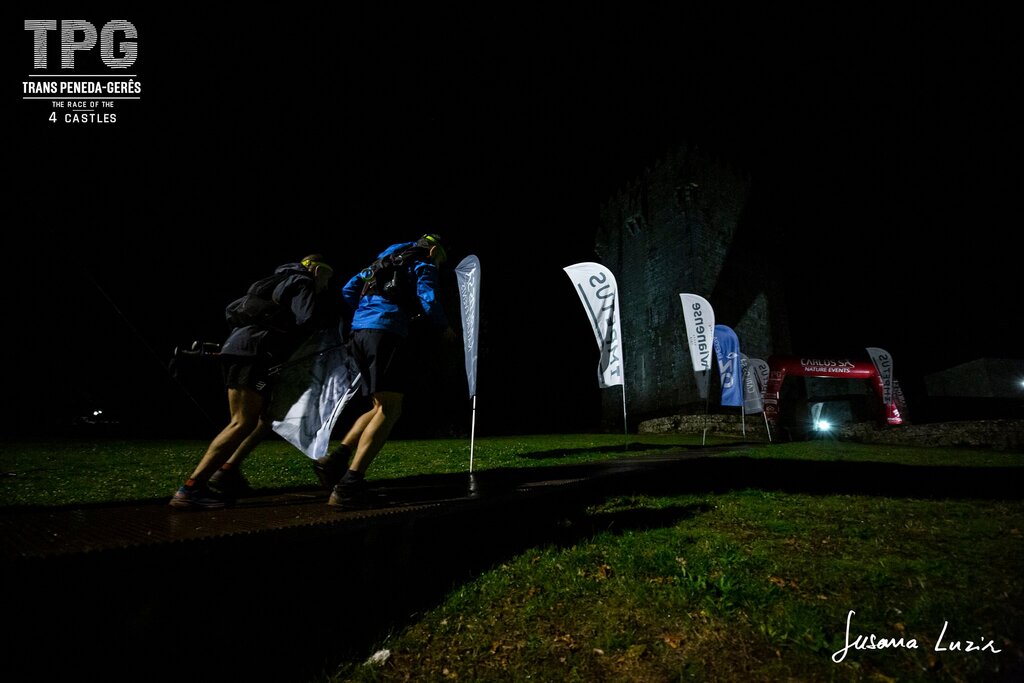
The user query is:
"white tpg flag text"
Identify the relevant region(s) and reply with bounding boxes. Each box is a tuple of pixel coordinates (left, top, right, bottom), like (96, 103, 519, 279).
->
(564, 262, 624, 388)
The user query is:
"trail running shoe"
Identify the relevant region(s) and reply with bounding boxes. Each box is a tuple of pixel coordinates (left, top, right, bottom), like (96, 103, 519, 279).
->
(327, 479, 377, 509)
(208, 467, 256, 498)
(169, 485, 226, 510)
(311, 457, 343, 491)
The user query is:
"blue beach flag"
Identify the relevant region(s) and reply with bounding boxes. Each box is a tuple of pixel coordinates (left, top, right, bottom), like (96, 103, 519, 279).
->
(713, 324, 743, 407)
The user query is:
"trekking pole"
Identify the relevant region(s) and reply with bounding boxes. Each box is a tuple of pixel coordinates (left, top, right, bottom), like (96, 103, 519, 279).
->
(267, 340, 348, 376)
(87, 271, 221, 429)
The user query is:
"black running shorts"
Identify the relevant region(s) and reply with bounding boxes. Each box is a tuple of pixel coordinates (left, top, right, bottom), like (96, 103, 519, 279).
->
(222, 355, 274, 395)
(349, 329, 416, 395)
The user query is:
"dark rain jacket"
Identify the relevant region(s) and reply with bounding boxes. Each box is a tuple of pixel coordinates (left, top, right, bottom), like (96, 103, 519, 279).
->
(221, 262, 336, 362)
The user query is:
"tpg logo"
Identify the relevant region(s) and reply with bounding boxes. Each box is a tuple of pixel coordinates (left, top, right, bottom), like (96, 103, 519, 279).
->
(24, 20, 138, 69)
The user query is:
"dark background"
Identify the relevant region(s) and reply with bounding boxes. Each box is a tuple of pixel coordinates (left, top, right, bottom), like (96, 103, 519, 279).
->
(9, 6, 1019, 439)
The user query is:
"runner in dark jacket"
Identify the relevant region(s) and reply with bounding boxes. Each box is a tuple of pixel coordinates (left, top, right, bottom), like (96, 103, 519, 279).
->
(222, 261, 337, 364)
(170, 255, 337, 509)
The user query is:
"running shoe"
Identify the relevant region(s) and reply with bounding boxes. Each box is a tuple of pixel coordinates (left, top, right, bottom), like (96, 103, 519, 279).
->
(169, 485, 226, 510)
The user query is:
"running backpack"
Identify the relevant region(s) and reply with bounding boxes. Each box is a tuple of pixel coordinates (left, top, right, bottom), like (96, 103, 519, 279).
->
(224, 271, 296, 329)
(358, 244, 429, 308)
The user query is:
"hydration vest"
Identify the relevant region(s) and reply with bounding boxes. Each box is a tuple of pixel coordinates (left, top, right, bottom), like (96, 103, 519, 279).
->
(358, 244, 430, 309)
(224, 270, 303, 331)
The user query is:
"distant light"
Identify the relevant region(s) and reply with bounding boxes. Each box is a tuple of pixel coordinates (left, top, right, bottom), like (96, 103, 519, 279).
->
(816, 420, 831, 431)
(93, 410, 103, 416)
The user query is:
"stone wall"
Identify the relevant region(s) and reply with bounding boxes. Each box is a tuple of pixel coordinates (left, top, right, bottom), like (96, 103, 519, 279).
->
(925, 358, 1024, 398)
(595, 143, 790, 427)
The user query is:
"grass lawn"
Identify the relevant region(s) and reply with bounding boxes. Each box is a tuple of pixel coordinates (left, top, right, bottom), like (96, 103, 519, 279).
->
(1, 434, 1022, 682)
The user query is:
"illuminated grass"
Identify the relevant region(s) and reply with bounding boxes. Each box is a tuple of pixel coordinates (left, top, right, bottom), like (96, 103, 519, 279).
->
(0, 433, 703, 507)
(333, 491, 1024, 683)
(2, 435, 1021, 681)
(2, 434, 1019, 508)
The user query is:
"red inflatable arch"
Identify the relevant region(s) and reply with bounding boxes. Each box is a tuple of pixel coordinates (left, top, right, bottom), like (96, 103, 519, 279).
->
(763, 355, 903, 428)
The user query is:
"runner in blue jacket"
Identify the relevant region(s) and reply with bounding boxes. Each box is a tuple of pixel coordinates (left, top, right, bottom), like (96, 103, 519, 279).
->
(314, 235, 456, 507)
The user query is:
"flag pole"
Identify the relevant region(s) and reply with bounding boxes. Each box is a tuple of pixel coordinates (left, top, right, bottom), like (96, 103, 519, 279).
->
(741, 362, 748, 438)
(762, 412, 772, 442)
(702, 383, 710, 446)
(621, 384, 628, 450)
(469, 394, 477, 473)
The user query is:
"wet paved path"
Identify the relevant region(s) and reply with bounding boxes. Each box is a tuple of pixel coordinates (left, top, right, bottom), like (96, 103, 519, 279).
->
(3, 447, 737, 683)
(1, 448, 723, 562)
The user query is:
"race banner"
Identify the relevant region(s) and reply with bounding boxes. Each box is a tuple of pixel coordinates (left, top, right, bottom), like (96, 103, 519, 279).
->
(455, 255, 481, 397)
(564, 262, 624, 388)
(713, 324, 742, 407)
(679, 293, 714, 399)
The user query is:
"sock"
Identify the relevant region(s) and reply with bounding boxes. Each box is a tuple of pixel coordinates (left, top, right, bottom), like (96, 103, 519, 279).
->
(183, 478, 197, 489)
(339, 469, 364, 485)
(328, 444, 352, 462)
(219, 462, 235, 471)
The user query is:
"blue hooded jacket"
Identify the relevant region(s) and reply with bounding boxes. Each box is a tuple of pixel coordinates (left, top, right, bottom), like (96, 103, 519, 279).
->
(343, 242, 449, 337)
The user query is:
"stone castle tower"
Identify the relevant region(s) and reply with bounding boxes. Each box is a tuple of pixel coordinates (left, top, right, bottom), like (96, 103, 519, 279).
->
(595, 143, 792, 426)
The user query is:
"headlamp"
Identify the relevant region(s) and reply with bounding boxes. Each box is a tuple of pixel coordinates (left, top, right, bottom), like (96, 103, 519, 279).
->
(421, 234, 447, 263)
(302, 258, 334, 275)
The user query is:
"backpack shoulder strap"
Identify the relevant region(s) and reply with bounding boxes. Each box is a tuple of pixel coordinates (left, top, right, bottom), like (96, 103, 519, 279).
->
(359, 245, 427, 297)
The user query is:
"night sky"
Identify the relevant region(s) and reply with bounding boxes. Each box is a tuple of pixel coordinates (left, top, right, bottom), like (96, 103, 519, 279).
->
(10, 6, 1018, 438)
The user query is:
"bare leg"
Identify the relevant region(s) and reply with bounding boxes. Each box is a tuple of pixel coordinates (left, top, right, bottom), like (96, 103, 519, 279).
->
(336, 407, 377, 459)
(225, 417, 270, 467)
(348, 391, 403, 474)
(187, 388, 263, 484)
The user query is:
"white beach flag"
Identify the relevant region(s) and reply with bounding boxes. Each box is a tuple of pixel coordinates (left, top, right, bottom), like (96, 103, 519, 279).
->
(742, 356, 770, 415)
(455, 255, 481, 398)
(866, 347, 894, 407)
(564, 262, 625, 388)
(810, 402, 824, 427)
(740, 355, 760, 415)
(679, 293, 715, 399)
(455, 255, 482, 472)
